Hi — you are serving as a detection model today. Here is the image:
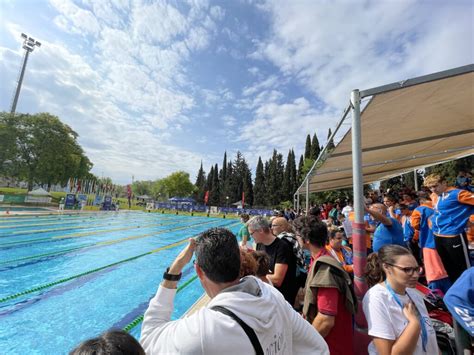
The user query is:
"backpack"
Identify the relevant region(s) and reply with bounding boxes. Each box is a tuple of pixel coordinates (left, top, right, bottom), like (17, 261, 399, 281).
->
(277, 232, 307, 273)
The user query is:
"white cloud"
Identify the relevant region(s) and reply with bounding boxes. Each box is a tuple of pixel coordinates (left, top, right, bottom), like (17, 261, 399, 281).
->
(50, 0, 101, 36)
(222, 115, 237, 126)
(254, 0, 473, 109)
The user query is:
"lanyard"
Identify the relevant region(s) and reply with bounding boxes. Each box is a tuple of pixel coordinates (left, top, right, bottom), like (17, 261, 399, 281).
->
(385, 280, 428, 352)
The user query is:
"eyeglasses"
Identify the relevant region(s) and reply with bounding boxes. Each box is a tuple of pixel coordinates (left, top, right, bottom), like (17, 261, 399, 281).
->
(385, 263, 422, 276)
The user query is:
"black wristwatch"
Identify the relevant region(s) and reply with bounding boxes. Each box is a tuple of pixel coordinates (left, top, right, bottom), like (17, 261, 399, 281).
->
(163, 267, 182, 281)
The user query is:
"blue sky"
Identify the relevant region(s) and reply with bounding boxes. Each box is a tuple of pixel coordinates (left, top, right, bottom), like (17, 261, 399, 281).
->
(0, 0, 472, 184)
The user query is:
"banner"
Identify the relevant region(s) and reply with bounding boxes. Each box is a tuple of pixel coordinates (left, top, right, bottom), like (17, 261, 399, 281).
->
(242, 191, 245, 209)
(65, 194, 76, 209)
(204, 190, 209, 204)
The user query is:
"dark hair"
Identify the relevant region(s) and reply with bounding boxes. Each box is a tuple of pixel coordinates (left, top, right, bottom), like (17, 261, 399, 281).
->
(329, 229, 343, 239)
(252, 250, 270, 277)
(239, 249, 258, 278)
(70, 330, 145, 355)
(195, 228, 240, 283)
(365, 245, 411, 288)
(293, 216, 328, 247)
(308, 206, 321, 217)
(240, 213, 250, 222)
(384, 194, 397, 203)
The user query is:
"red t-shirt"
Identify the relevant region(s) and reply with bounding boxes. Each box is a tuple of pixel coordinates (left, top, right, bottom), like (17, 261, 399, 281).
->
(317, 287, 354, 355)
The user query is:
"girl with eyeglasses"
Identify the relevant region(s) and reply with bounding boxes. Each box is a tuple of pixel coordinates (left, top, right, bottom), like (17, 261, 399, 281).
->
(363, 245, 439, 355)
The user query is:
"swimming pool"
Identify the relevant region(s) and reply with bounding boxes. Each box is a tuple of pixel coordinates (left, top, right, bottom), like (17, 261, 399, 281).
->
(0, 206, 51, 212)
(0, 212, 241, 354)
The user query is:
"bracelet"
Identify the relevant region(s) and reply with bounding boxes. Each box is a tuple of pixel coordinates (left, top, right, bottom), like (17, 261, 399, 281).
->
(163, 267, 182, 281)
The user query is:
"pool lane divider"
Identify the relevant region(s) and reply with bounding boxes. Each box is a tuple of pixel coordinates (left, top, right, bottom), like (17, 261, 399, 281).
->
(123, 274, 199, 333)
(0, 221, 239, 304)
(0, 214, 184, 237)
(0, 217, 219, 254)
(0, 212, 180, 230)
(0, 218, 195, 247)
(0, 219, 231, 266)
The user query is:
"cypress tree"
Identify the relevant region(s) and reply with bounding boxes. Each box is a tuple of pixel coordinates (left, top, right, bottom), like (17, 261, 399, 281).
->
(289, 149, 298, 197)
(310, 133, 320, 160)
(327, 128, 335, 151)
(194, 161, 206, 203)
(304, 134, 311, 159)
(253, 157, 266, 207)
(297, 154, 304, 185)
(283, 150, 292, 201)
(219, 152, 227, 205)
(210, 163, 220, 205)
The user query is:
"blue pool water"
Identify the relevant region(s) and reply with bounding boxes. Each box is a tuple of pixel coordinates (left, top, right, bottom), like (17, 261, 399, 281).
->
(0, 212, 241, 354)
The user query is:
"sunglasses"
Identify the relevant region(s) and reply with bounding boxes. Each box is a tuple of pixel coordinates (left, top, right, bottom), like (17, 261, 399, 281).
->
(385, 263, 422, 276)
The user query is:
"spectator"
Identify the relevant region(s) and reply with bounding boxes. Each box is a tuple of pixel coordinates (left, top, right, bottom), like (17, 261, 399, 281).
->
(410, 195, 451, 293)
(70, 329, 145, 355)
(237, 213, 251, 249)
(239, 249, 258, 278)
(402, 193, 418, 211)
(326, 230, 353, 274)
(424, 173, 474, 283)
(399, 204, 421, 266)
(293, 216, 356, 355)
(248, 216, 299, 305)
(140, 228, 329, 354)
(365, 203, 405, 252)
(444, 267, 474, 337)
(341, 201, 353, 219)
(363, 245, 439, 355)
(251, 250, 272, 284)
(383, 195, 401, 222)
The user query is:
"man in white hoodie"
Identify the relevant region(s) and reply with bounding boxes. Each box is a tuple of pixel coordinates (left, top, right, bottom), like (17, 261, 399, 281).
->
(140, 227, 328, 355)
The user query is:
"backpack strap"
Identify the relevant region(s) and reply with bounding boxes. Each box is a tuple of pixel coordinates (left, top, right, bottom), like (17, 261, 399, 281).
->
(211, 305, 264, 355)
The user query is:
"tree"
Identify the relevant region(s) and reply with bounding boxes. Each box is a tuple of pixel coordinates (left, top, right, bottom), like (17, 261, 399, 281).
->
(132, 180, 154, 196)
(310, 133, 320, 160)
(162, 171, 195, 197)
(219, 152, 228, 205)
(326, 128, 335, 151)
(304, 134, 311, 159)
(209, 163, 220, 205)
(425, 156, 473, 185)
(194, 161, 206, 203)
(254, 157, 266, 207)
(266, 149, 284, 206)
(0, 112, 93, 190)
(297, 154, 304, 186)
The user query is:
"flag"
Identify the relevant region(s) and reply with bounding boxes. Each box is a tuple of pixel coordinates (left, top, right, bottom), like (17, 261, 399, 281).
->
(204, 190, 209, 204)
(127, 185, 132, 198)
(242, 191, 245, 209)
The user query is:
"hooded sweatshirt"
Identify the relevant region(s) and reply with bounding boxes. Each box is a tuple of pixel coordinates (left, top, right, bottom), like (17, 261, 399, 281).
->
(140, 276, 329, 355)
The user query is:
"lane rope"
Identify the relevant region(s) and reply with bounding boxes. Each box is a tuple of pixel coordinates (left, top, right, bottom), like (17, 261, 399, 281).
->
(123, 275, 199, 333)
(0, 221, 239, 303)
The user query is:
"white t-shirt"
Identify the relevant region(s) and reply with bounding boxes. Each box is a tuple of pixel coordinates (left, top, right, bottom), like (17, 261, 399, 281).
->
(362, 283, 438, 355)
(342, 205, 353, 218)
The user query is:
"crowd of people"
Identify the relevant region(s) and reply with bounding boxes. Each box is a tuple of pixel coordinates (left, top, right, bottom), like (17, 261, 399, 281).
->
(70, 172, 473, 354)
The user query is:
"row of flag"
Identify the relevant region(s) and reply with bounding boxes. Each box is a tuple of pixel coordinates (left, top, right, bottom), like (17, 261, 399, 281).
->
(67, 178, 118, 195)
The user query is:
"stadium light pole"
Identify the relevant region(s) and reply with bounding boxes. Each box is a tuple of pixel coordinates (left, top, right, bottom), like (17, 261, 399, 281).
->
(10, 33, 41, 115)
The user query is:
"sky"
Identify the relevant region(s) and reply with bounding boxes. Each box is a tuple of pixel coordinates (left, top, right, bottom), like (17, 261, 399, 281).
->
(0, 0, 472, 184)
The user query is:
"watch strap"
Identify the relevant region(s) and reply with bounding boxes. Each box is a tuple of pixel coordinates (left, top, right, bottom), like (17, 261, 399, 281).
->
(163, 267, 182, 281)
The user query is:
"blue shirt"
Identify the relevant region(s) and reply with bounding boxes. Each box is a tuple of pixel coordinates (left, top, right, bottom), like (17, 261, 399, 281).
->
(444, 267, 474, 336)
(373, 217, 405, 252)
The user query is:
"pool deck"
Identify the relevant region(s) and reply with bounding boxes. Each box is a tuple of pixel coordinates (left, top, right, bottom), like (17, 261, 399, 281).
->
(0, 207, 132, 217)
(183, 293, 209, 317)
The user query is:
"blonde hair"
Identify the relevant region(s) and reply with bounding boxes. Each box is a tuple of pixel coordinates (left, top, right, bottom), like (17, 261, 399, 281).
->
(424, 173, 445, 187)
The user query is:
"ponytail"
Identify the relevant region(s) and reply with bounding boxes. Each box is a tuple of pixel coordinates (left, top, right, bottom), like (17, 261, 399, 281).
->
(365, 252, 384, 288)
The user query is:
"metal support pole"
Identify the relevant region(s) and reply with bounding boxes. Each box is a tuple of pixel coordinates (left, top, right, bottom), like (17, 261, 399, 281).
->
(297, 193, 300, 213)
(414, 169, 419, 191)
(10, 50, 30, 114)
(305, 178, 309, 215)
(352, 89, 364, 224)
(351, 89, 370, 353)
